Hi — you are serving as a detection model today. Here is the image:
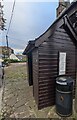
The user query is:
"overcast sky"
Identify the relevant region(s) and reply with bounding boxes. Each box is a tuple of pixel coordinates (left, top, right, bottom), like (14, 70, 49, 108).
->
(0, 0, 73, 54)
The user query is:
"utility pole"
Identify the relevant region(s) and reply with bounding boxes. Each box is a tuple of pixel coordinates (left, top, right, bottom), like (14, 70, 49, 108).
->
(5, 0, 16, 58)
(6, 35, 9, 58)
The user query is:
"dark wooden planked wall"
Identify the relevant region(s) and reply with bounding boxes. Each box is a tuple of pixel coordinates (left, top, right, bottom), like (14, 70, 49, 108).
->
(32, 48, 39, 105)
(27, 53, 33, 86)
(31, 3, 77, 109)
(37, 27, 76, 109)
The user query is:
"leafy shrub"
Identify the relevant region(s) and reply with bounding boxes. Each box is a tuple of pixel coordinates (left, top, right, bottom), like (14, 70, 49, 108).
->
(9, 59, 19, 63)
(3, 58, 27, 66)
(3, 58, 10, 66)
(9, 59, 27, 63)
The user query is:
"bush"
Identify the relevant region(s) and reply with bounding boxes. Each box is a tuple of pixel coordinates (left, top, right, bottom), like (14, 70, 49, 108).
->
(9, 59, 27, 63)
(3, 58, 27, 66)
(9, 59, 19, 63)
(3, 58, 10, 66)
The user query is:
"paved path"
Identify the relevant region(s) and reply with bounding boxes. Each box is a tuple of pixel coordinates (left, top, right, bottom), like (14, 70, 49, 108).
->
(0, 87, 3, 113)
(0, 63, 75, 119)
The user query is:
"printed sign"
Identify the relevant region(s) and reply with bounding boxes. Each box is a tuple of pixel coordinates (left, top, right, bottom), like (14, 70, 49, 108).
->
(59, 52, 66, 75)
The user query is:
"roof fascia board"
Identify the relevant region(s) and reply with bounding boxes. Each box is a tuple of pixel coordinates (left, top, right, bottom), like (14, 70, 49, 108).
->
(26, 47, 35, 54)
(23, 41, 35, 55)
(35, 2, 77, 47)
(63, 15, 77, 41)
(35, 18, 64, 47)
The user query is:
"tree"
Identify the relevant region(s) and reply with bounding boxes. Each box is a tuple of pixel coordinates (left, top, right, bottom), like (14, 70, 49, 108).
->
(0, 1, 5, 30)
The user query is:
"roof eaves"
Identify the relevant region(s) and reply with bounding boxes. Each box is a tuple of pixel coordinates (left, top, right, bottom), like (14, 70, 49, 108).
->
(23, 40, 35, 55)
(34, 1, 77, 46)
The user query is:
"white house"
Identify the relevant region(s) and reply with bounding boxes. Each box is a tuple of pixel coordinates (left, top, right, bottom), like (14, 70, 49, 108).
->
(9, 54, 20, 61)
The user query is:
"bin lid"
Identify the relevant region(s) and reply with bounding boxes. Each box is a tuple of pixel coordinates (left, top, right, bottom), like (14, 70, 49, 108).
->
(56, 76, 73, 86)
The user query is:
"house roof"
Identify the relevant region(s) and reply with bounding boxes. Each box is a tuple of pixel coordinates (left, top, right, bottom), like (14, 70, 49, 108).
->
(9, 54, 20, 61)
(23, 40, 35, 55)
(23, 1, 77, 55)
(0, 46, 14, 51)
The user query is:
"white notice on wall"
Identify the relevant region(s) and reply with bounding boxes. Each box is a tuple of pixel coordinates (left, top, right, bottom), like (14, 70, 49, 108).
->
(59, 52, 66, 75)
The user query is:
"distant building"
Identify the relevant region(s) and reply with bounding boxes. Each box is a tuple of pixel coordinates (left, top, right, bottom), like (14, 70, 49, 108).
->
(0, 46, 14, 58)
(16, 54, 26, 61)
(9, 54, 20, 61)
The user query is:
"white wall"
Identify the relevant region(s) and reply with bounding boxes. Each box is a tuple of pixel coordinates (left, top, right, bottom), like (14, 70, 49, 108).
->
(10, 54, 20, 61)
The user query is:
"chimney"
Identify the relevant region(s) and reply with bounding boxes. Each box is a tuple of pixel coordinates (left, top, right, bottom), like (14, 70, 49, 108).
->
(56, 0, 70, 17)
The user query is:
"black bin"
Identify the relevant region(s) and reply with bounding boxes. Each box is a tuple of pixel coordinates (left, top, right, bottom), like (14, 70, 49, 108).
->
(56, 76, 73, 117)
